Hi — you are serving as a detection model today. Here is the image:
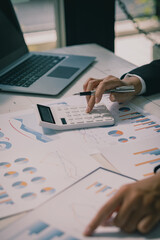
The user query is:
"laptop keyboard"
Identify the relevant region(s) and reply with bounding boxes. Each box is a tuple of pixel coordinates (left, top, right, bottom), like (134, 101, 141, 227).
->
(0, 54, 65, 87)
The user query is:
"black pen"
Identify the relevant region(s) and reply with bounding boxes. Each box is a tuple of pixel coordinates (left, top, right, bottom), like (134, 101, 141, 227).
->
(74, 85, 135, 96)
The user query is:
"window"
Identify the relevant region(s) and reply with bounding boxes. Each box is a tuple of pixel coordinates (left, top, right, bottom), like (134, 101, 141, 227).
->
(11, 0, 57, 51)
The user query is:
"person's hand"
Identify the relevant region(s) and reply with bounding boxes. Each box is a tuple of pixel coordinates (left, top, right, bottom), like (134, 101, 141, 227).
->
(83, 173, 160, 236)
(83, 75, 142, 113)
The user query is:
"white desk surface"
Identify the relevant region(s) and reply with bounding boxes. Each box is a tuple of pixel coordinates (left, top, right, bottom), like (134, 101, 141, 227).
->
(0, 44, 160, 116)
(0, 43, 160, 230)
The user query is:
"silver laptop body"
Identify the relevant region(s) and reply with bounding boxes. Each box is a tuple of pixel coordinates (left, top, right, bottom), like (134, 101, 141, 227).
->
(0, 0, 95, 96)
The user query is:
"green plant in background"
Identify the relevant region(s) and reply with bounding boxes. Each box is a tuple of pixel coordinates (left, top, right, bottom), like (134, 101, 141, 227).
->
(135, 0, 154, 16)
(135, 0, 160, 19)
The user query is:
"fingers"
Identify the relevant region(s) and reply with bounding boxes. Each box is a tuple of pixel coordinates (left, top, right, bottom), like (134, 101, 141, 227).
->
(83, 190, 123, 236)
(117, 207, 145, 233)
(83, 78, 102, 113)
(94, 76, 124, 104)
(84, 75, 141, 112)
(84, 76, 125, 113)
(113, 185, 140, 230)
(137, 214, 160, 233)
(84, 174, 160, 236)
(83, 78, 102, 104)
(110, 92, 136, 103)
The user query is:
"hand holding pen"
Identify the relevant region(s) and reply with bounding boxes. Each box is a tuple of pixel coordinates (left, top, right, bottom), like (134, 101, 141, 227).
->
(81, 75, 142, 113)
(74, 85, 135, 96)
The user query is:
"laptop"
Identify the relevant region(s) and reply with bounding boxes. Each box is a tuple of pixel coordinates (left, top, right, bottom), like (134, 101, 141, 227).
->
(0, 0, 95, 96)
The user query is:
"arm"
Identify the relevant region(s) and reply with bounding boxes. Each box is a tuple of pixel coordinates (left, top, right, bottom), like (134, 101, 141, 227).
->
(126, 60, 160, 96)
(84, 173, 160, 236)
(84, 60, 160, 113)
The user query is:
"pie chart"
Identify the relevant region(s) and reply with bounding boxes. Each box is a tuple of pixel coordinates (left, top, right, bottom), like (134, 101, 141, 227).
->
(0, 162, 11, 169)
(129, 136, 136, 140)
(41, 187, 56, 195)
(31, 177, 46, 184)
(4, 171, 19, 178)
(108, 130, 123, 137)
(118, 138, 128, 143)
(12, 181, 27, 189)
(0, 132, 4, 138)
(21, 192, 37, 200)
(15, 157, 29, 164)
(23, 167, 37, 174)
(119, 107, 130, 112)
(0, 141, 12, 151)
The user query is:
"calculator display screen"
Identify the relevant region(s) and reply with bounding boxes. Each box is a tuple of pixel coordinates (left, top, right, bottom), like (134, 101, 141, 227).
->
(37, 105, 55, 124)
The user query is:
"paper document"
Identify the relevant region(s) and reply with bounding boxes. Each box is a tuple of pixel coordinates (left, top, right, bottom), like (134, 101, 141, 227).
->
(0, 108, 99, 218)
(100, 135, 160, 180)
(68, 95, 160, 154)
(1, 168, 159, 240)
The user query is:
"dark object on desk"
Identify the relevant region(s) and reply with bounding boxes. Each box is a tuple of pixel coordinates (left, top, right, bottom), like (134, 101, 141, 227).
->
(154, 165, 160, 174)
(0, 0, 95, 96)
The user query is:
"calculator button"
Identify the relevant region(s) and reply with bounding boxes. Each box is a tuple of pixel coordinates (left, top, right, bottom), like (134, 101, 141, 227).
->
(93, 114, 100, 118)
(102, 113, 110, 117)
(94, 117, 103, 121)
(61, 118, 67, 124)
(68, 121, 74, 124)
(73, 114, 81, 117)
(67, 118, 73, 121)
(103, 117, 113, 121)
(72, 110, 79, 112)
(95, 118, 103, 122)
(74, 118, 83, 121)
(76, 121, 85, 124)
(84, 116, 93, 119)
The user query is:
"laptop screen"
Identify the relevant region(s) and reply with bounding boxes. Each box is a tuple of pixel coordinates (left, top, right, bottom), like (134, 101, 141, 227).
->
(0, 0, 28, 71)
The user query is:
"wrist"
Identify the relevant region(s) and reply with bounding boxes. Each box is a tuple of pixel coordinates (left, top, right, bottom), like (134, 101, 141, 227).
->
(121, 76, 142, 95)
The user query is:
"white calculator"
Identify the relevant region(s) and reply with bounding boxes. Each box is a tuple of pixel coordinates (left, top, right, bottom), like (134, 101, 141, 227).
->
(36, 104, 115, 130)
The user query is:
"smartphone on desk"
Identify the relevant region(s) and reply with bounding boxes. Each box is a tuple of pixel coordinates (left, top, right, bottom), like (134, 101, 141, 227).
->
(35, 103, 115, 130)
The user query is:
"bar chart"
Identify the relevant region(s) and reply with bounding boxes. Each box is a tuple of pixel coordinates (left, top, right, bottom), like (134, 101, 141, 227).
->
(86, 181, 117, 198)
(101, 135, 160, 180)
(134, 147, 160, 177)
(9, 220, 80, 240)
(0, 185, 14, 206)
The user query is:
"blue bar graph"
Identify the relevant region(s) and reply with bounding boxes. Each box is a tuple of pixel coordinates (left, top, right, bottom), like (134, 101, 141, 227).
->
(101, 186, 111, 192)
(0, 192, 9, 199)
(142, 149, 160, 156)
(28, 221, 49, 235)
(150, 160, 160, 164)
(10, 221, 50, 240)
(39, 228, 64, 240)
(95, 183, 102, 187)
(131, 115, 145, 121)
(135, 118, 150, 123)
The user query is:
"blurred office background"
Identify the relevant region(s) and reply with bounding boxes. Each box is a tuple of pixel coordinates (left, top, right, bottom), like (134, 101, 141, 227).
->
(11, 0, 160, 66)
